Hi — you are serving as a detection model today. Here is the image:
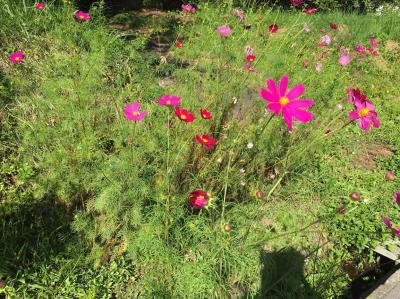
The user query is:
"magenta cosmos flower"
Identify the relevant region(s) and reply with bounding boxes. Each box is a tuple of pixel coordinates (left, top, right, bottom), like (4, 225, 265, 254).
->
(370, 38, 379, 48)
(9, 52, 24, 63)
(75, 11, 90, 21)
(189, 190, 209, 209)
(355, 44, 366, 54)
(35, 2, 45, 10)
(383, 217, 400, 237)
(394, 192, 400, 205)
(182, 4, 196, 13)
(260, 75, 314, 131)
(339, 55, 350, 65)
(348, 101, 380, 131)
(244, 64, 256, 73)
(216, 26, 231, 37)
(124, 102, 147, 121)
(291, 0, 304, 5)
(157, 95, 181, 107)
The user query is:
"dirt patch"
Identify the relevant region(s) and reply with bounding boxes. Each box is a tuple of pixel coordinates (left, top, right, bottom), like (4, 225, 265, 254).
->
(385, 40, 399, 52)
(351, 144, 394, 170)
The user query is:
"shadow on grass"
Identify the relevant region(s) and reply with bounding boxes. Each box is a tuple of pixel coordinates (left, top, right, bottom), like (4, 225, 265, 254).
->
(0, 196, 75, 278)
(252, 247, 322, 299)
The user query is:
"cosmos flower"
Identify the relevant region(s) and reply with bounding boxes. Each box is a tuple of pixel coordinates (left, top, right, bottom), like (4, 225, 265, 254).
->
(339, 55, 350, 65)
(291, 0, 304, 5)
(176, 40, 184, 48)
(124, 102, 147, 121)
(216, 26, 231, 37)
(244, 64, 256, 73)
(368, 48, 379, 55)
(347, 88, 367, 104)
(35, 2, 45, 10)
(158, 95, 181, 107)
(9, 52, 24, 64)
(196, 134, 216, 149)
(232, 8, 245, 22)
(175, 107, 195, 122)
(181, 4, 196, 13)
(304, 8, 317, 14)
(355, 44, 366, 53)
(303, 60, 310, 68)
(330, 23, 338, 29)
(75, 11, 90, 21)
(383, 217, 400, 237)
(394, 192, 400, 205)
(189, 190, 209, 209)
(348, 101, 380, 131)
(316, 62, 322, 73)
(269, 24, 279, 33)
(321, 35, 332, 45)
(246, 54, 256, 62)
(370, 38, 379, 48)
(245, 46, 254, 55)
(260, 75, 314, 131)
(200, 108, 212, 119)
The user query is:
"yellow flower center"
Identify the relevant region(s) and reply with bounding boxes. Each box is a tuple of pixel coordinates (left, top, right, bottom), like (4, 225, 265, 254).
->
(132, 111, 138, 117)
(181, 114, 187, 120)
(79, 15, 84, 19)
(166, 100, 171, 105)
(360, 108, 370, 117)
(279, 97, 289, 106)
(197, 195, 204, 200)
(202, 138, 208, 143)
(15, 57, 20, 61)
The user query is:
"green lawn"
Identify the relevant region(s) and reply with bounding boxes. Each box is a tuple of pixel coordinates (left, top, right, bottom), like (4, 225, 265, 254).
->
(1, 1, 399, 298)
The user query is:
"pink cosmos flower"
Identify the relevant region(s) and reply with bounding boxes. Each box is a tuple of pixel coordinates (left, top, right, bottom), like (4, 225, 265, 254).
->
(175, 107, 195, 122)
(394, 192, 400, 205)
(347, 88, 367, 104)
(75, 11, 90, 21)
(216, 26, 231, 37)
(316, 62, 322, 73)
(303, 23, 310, 33)
(291, 0, 304, 5)
(158, 95, 181, 107)
(9, 52, 24, 63)
(35, 2, 45, 10)
(124, 102, 147, 121)
(244, 64, 256, 73)
(232, 8, 245, 22)
(355, 44, 366, 54)
(383, 217, 400, 237)
(339, 55, 350, 65)
(189, 190, 209, 209)
(370, 38, 379, 48)
(260, 75, 314, 131)
(304, 8, 317, 14)
(368, 48, 379, 56)
(182, 4, 196, 13)
(303, 60, 310, 68)
(348, 101, 380, 131)
(320, 35, 331, 45)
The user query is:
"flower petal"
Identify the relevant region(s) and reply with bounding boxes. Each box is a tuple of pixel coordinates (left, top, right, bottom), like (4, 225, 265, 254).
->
(267, 103, 281, 115)
(348, 111, 359, 120)
(282, 107, 293, 131)
(279, 75, 288, 97)
(266, 79, 279, 99)
(260, 88, 278, 102)
(287, 84, 305, 100)
(292, 108, 313, 123)
(288, 99, 314, 109)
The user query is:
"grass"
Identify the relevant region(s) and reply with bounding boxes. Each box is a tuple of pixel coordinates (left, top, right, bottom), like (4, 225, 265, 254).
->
(1, 0, 399, 298)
